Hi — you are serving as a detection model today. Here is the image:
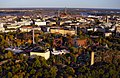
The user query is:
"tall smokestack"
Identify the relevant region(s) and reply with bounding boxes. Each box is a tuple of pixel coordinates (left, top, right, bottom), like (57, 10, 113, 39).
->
(75, 26, 77, 35)
(106, 16, 109, 23)
(33, 28, 35, 44)
(91, 51, 94, 65)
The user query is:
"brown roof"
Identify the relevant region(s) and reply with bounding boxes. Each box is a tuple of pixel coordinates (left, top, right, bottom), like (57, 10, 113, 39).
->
(76, 39, 87, 46)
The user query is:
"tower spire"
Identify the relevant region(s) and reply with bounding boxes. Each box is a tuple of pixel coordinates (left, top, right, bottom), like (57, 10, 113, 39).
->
(65, 7, 67, 14)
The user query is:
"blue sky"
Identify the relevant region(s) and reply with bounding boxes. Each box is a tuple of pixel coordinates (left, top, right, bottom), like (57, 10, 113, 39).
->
(0, 0, 120, 9)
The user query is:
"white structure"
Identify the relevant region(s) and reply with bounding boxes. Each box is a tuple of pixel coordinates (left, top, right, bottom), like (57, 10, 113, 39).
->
(35, 22, 46, 26)
(6, 24, 21, 29)
(116, 26, 120, 33)
(87, 27, 94, 31)
(0, 23, 4, 27)
(77, 18, 87, 23)
(51, 48, 69, 55)
(20, 27, 41, 32)
(5, 48, 23, 54)
(30, 49, 50, 60)
(20, 27, 32, 32)
(65, 21, 72, 23)
(91, 51, 95, 65)
(4, 29, 17, 33)
(0, 23, 5, 32)
(94, 26, 105, 32)
(32, 28, 35, 44)
(116, 26, 120, 37)
(105, 32, 112, 37)
(47, 27, 50, 32)
(17, 21, 32, 26)
(104, 23, 112, 27)
(109, 26, 116, 32)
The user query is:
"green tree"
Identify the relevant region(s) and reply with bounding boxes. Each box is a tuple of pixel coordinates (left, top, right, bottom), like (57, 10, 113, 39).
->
(50, 66, 58, 78)
(0, 66, 2, 76)
(19, 54, 24, 60)
(7, 51, 13, 59)
(43, 69, 50, 78)
(33, 58, 41, 68)
(7, 72, 12, 78)
(13, 75, 19, 78)
(65, 66, 75, 75)
(30, 69, 36, 75)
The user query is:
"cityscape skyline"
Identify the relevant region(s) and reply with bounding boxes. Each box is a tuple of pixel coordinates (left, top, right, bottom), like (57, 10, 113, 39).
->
(0, 1, 120, 77)
(0, 0, 120, 9)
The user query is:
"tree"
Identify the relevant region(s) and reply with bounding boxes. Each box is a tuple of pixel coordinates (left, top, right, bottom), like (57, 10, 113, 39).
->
(7, 72, 12, 78)
(7, 51, 13, 59)
(69, 47, 78, 54)
(32, 58, 41, 68)
(13, 75, 19, 78)
(25, 73, 30, 78)
(65, 66, 75, 75)
(30, 69, 36, 75)
(43, 69, 50, 78)
(0, 66, 2, 76)
(0, 55, 4, 61)
(36, 69, 42, 77)
(50, 66, 58, 78)
(19, 54, 24, 60)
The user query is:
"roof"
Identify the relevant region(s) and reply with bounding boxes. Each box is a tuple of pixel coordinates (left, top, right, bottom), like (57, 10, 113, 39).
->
(21, 26, 33, 28)
(76, 39, 87, 46)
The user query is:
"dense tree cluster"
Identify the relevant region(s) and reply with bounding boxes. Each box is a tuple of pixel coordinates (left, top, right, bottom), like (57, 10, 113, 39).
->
(0, 50, 120, 78)
(0, 32, 120, 78)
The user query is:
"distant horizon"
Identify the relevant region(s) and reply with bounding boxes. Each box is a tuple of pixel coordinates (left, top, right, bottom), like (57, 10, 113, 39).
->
(0, 7, 120, 10)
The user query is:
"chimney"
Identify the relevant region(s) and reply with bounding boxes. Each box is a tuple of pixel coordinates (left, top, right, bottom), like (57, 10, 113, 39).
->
(91, 51, 94, 65)
(32, 28, 35, 44)
(106, 16, 109, 23)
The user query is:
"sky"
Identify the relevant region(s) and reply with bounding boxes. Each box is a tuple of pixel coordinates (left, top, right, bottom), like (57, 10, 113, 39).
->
(0, 0, 120, 9)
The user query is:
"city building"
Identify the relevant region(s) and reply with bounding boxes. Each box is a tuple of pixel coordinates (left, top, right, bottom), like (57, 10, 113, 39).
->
(30, 49, 50, 60)
(0, 23, 5, 32)
(50, 28, 76, 35)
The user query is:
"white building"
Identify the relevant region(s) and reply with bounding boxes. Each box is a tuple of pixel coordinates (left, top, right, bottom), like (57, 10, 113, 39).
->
(20, 26, 41, 32)
(20, 27, 32, 32)
(51, 48, 69, 55)
(17, 21, 32, 26)
(5, 48, 23, 54)
(4, 30, 16, 33)
(30, 49, 50, 60)
(104, 32, 112, 37)
(6, 24, 21, 29)
(87, 27, 94, 31)
(0, 23, 5, 32)
(109, 26, 116, 32)
(94, 26, 105, 32)
(35, 22, 46, 26)
(77, 18, 87, 23)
